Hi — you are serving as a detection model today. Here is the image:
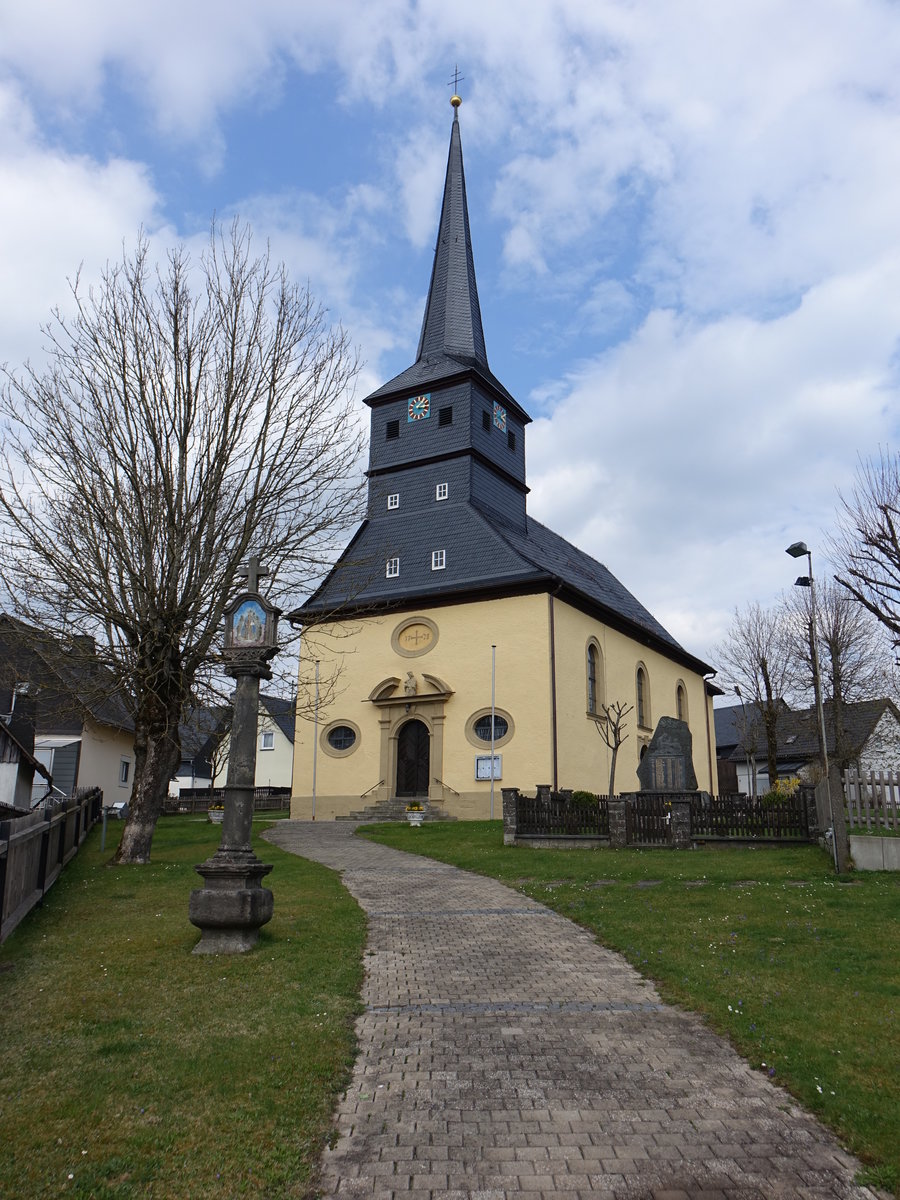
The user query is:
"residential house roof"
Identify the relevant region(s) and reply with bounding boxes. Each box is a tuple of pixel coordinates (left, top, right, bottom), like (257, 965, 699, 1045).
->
(715, 698, 899, 766)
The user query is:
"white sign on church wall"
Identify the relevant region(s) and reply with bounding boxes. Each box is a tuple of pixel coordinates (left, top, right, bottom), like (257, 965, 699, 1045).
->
(475, 755, 502, 781)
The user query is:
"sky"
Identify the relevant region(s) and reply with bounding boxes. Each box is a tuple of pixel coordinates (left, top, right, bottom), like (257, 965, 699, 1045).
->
(2, 0, 899, 676)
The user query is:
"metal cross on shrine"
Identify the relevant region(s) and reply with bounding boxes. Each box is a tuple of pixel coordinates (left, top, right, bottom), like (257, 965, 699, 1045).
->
(237, 555, 269, 594)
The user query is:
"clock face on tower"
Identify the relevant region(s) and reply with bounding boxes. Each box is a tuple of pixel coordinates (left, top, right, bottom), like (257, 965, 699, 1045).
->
(408, 393, 431, 422)
(492, 401, 507, 432)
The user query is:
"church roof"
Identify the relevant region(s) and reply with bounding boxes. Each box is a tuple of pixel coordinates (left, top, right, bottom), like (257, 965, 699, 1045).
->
(365, 107, 527, 420)
(296, 504, 711, 675)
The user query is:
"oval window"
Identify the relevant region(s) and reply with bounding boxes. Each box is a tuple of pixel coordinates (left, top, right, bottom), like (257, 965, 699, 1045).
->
(327, 725, 357, 751)
(473, 714, 509, 742)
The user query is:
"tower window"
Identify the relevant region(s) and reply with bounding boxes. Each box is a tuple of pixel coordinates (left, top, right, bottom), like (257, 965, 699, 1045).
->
(386, 419, 399, 440)
(387, 493, 399, 510)
(386, 558, 400, 578)
(507, 430, 516, 451)
(261, 731, 275, 750)
(431, 549, 446, 571)
(439, 406, 453, 426)
(436, 482, 448, 501)
(482, 410, 491, 431)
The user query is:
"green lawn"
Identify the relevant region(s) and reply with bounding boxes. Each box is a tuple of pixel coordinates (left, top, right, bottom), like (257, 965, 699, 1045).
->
(361, 820, 900, 1196)
(0, 816, 366, 1200)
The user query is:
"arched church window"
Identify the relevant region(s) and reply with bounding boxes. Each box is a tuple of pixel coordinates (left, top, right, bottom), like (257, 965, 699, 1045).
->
(636, 665, 650, 729)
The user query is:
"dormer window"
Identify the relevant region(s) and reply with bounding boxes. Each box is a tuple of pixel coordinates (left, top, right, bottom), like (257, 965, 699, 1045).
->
(386, 558, 400, 578)
(432, 550, 446, 571)
(436, 483, 448, 501)
(387, 493, 399, 510)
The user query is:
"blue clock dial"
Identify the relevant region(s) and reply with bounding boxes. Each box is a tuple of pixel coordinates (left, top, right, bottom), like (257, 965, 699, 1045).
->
(492, 401, 507, 432)
(408, 393, 431, 422)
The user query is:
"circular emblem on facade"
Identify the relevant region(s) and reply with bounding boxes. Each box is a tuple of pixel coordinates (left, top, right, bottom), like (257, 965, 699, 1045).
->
(391, 616, 439, 658)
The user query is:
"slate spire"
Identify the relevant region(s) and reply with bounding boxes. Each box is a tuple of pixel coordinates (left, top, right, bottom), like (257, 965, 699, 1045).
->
(415, 98, 488, 368)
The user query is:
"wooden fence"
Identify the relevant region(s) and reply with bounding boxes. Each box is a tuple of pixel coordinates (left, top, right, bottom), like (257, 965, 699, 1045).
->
(163, 786, 291, 815)
(505, 787, 814, 847)
(515, 791, 610, 837)
(843, 769, 900, 833)
(690, 794, 810, 840)
(0, 788, 103, 943)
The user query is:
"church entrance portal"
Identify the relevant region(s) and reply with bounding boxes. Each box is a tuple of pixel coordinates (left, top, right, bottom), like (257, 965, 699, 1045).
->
(396, 719, 430, 796)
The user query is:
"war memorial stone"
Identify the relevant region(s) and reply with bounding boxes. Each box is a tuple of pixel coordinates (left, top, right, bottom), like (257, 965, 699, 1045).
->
(637, 715, 699, 792)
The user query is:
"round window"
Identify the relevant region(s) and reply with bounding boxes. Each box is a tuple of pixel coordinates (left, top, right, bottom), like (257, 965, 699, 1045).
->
(327, 725, 357, 751)
(473, 714, 509, 742)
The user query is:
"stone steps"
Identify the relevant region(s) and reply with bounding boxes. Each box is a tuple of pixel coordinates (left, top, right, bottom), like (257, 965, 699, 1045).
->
(339, 796, 457, 823)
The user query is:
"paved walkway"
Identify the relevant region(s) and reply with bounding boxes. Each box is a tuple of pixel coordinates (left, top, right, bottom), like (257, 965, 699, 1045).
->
(264, 821, 875, 1200)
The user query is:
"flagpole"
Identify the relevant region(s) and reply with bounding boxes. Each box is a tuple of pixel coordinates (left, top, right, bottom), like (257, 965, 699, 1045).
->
(490, 644, 496, 820)
(312, 659, 320, 821)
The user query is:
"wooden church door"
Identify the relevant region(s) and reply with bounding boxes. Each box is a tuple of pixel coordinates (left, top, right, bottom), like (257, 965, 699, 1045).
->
(396, 719, 430, 796)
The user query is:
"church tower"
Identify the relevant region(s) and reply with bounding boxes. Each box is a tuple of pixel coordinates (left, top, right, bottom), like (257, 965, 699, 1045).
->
(291, 99, 717, 818)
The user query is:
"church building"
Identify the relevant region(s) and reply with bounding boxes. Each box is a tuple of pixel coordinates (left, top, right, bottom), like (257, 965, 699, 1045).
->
(290, 98, 718, 819)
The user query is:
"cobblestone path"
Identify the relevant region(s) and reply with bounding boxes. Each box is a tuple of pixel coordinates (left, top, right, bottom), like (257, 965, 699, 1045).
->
(264, 821, 876, 1200)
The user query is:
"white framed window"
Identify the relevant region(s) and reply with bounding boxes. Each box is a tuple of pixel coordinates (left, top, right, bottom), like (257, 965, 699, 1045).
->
(436, 483, 448, 501)
(387, 493, 399, 510)
(386, 557, 400, 578)
(432, 549, 446, 571)
(261, 730, 275, 750)
(119, 759, 131, 786)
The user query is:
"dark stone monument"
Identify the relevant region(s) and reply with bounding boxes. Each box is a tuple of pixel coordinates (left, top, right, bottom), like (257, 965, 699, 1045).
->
(637, 717, 699, 793)
(189, 557, 279, 954)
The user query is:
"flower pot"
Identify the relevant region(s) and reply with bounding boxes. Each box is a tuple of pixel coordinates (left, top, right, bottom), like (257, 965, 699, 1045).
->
(406, 810, 425, 827)
(208, 809, 225, 824)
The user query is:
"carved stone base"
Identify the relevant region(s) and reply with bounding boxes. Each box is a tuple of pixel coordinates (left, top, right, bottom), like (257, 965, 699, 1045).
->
(189, 851, 274, 955)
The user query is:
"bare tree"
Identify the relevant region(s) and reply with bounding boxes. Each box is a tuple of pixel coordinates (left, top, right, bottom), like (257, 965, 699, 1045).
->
(716, 602, 794, 785)
(833, 450, 900, 643)
(0, 223, 363, 863)
(781, 578, 890, 770)
(594, 699, 633, 796)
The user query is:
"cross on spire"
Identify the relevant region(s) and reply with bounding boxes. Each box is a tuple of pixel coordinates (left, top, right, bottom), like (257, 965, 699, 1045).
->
(448, 64, 464, 96)
(238, 555, 269, 594)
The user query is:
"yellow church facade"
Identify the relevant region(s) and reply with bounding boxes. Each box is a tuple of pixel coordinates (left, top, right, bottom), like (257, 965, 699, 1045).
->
(291, 593, 717, 821)
(290, 100, 717, 819)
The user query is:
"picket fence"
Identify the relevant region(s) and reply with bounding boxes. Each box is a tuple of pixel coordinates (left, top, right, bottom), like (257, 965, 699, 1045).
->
(843, 768, 900, 833)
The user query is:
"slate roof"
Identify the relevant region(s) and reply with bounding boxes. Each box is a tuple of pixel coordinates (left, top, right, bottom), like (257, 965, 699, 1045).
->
(260, 695, 295, 743)
(365, 110, 527, 420)
(0, 615, 134, 735)
(714, 699, 899, 762)
(299, 503, 710, 673)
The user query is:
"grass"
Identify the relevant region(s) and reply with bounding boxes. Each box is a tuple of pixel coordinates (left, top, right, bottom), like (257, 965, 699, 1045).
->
(361, 820, 900, 1195)
(0, 815, 366, 1200)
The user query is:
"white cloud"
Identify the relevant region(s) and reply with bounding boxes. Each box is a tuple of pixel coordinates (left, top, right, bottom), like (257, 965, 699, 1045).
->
(527, 252, 900, 657)
(0, 82, 165, 368)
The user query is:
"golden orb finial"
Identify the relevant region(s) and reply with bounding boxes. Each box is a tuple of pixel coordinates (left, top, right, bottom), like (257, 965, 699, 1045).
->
(450, 93, 462, 109)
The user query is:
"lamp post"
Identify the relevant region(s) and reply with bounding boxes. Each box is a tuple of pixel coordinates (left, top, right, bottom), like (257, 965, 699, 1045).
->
(733, 685, 756, 798)
(785, 541, 839, 870)
(189, 556, 280, 951)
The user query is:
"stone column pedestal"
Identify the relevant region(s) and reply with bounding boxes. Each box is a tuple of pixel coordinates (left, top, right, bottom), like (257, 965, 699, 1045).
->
(189, 850, 274, 954)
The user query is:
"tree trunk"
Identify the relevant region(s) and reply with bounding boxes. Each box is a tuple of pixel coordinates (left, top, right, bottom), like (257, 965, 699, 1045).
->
(115, 712, 182, 864)
(609, 743, 619, 797)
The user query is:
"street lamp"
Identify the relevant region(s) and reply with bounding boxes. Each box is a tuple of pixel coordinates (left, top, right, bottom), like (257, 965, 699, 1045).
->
(733, 685, 756, 799)
(785, 540, 838, 869)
